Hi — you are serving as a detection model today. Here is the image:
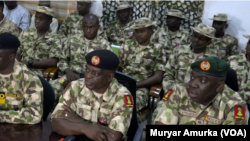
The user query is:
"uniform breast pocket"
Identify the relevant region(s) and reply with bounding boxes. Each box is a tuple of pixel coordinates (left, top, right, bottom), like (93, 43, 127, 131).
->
(76, 103, 92, 121)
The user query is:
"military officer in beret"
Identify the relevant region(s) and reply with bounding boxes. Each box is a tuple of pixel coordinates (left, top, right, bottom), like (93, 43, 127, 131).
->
(50, 14, 111, 100)
(58, 0, 105, 39)
(153, 56, 248, 125)
(163, 23, 220, 93)
(51, 50, 133, 141)
(0, 33, 43, 124)
(117, 17, 166, 122)
(227, 35, 250, 102)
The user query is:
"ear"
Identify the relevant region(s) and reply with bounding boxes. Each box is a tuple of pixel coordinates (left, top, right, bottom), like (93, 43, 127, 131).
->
(9, 53, 15, 61)
(225, 23, 228, 29)
(216, 82, 225, 93)
(107, 72, 114, 83)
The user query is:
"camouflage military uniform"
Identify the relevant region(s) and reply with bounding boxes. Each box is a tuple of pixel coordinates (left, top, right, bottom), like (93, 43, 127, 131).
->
(153, 83, 248, 125)
(0, 16, 20, 37)
(118, 40, 166, 112)
(58, 11, 104, 38)
(0, 61, 43, 124)
(105, 20, 135, 45)
(227, 54, 250, 102)
(51, 78, 133, 138)
(151, 27, 191, 59)
(50, 34, 111, 99)
(17, 29, 63, 76)
(209, 13, 239, 60)
(211, 34, 238, 61)
(163, 44, 219, 92)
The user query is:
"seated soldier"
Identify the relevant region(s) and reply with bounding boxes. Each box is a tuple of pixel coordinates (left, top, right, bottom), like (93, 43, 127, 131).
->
(0, 33, 43, 124)
(58, 0, 104, 38)
(16, 6, 62, 77)
(50, 14, 111, 99)
(118, 17, 166, 122)
(163, 23, 220, 93)
(51, 50, 133, 141)
(151, 9, 191, 61)
(0, 0, 20, 37)
(105, 2, 134, 46)
(29, 1, 59, 34)
(3, 1, 30, 31)
(210, 14, 239, 61)
(153, 56, 248, 125)
(227, 35, 250, 102)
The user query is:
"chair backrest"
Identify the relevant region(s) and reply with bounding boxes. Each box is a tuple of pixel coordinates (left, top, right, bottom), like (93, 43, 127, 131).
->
(114, 71, 138, 141)
(37, 75, 55, 121)
(225, 68, 239, 92)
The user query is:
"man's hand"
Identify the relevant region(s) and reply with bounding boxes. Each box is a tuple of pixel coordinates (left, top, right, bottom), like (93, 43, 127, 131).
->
(65, 68, 79, 82)
(55, 105, 83, 123)
(84, 124, 116, 141)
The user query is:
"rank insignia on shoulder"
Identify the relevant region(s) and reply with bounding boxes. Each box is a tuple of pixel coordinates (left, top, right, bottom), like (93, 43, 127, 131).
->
(162, 89, 174, 102)
(234, 105, 246, 120)
(124, 95, 134, 108)
(63, 83, 71, 94)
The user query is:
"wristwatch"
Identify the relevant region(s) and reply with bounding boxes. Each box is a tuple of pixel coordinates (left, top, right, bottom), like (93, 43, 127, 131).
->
(28, 60, 33, 68)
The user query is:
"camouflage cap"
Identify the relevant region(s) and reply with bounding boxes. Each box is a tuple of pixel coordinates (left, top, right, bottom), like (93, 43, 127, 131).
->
(35, 6, 54, 17)
(209, 14, 232, 21)
(191, 56, 230, 77)
(165, 9, 186, 19)
(77, 0, 95, 3)
(243, 35, 250, 40)
(130, 17, 157, 30)
(191, 23, 218, 39)
(116, 2, 133, 11)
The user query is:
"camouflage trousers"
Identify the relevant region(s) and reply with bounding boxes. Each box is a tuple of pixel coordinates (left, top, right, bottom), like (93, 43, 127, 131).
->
(136, 88, 149, 123)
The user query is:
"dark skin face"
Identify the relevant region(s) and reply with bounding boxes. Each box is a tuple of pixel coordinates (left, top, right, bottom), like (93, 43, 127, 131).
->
(166, 16, 182, 32)
(246, 40, 250, 62)
(187, 70, 225, 105)
(35, 12, 52, 31)
(117, 8, 131, 24)
(77, 2, 91, 16)
(4, 1, 17, 10)
(82, 17, 100, 40)
(134, 27, 154, 46)
(191, 32, 211, 52)
(84, 64, 114, 94)
(0, 50, 15, 74)
(212, 21, 228, 38)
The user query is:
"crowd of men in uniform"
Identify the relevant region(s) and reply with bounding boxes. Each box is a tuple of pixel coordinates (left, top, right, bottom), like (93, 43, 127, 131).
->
(0, 0, 249, 140)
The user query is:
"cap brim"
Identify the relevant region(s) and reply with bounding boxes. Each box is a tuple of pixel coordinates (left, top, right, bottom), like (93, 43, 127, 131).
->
(243, 35, 250, 40)
(209, 18, 232, 21)
(165, 14, 187, 20)
(116, 7, 133, 11)
(33, 10, 54, 17)
(191, 27, 219, 39)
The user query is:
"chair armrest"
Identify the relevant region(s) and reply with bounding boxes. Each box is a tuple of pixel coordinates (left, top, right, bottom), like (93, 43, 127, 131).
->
(133, 124, 144, 141)
(48, 67, 59, 80)
(149, 84, 163, 98)
(43, 67, 53, 79)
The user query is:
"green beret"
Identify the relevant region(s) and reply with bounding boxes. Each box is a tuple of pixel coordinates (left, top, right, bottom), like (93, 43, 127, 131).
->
(191, 56, 230, 77)
(85, 50, 119, 71)
(0, 33, 20, 50)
